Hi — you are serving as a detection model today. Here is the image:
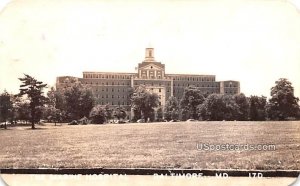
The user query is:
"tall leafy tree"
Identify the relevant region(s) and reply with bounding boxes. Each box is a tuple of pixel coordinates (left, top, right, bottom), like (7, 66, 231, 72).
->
(16, 99, 31, 124)
(18, 74, 47, 129)
(156, 107, 163, 122)
(234, 93, 250, 121)
(0, 91, 13, 129)
(131, 85, 159, 122)
(164, 96, 180, 121)
(64, 84, 95, 121)
(47, 87, 66, 121)
(180, 86, 205, 120)
(249, 95, 267, 121)
(267, 78, 299, 120)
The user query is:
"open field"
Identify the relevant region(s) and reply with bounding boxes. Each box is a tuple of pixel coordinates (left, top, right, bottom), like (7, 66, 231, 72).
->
(0, 121, 299, 170)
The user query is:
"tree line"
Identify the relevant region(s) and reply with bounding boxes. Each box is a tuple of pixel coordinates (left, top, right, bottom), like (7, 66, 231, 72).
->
(0, 75, 299, 129)
(0, 74, 127, 129)
(164, 78, 300, 121)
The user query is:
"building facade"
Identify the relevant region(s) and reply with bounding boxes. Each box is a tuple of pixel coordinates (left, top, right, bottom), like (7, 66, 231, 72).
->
(56, 48, 240, 112)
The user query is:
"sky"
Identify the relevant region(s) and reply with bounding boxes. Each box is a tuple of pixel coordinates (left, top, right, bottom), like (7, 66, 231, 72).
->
(0, 0, 300, 99)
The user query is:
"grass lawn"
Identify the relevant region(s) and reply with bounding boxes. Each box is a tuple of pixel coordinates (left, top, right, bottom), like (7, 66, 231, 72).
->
(0, 121, 300, 170)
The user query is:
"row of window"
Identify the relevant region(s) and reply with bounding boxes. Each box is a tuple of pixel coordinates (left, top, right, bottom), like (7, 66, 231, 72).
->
(83, 81, 237, 88)
(84, 74, 132, 79)
(84, 74, 218, 82)
(174, 84, 220, 88)
(95, 94, 129, 99)
(85, 81, 131, 86)
(95, 88, 128, 92)
(172, 76, 215, 82)
(134, 82, 169, 86)
(97, 101, 131, 106)
(141, 75, 162, 79)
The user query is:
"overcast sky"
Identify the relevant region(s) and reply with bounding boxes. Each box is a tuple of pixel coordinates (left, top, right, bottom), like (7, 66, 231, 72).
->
(0, 0, 300, 99)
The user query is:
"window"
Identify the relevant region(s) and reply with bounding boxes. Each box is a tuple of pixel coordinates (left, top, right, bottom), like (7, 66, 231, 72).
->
(112, 95, 114, 98)
(159, 88, 161, 92)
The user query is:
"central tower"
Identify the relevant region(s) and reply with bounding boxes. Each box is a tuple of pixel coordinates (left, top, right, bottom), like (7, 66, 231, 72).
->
(144, 48, 155, 62)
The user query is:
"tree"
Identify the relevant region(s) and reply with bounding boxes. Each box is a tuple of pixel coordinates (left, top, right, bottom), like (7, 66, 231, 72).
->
(164, 96, 179, 121)
(267, 78, 299, 120)
(0, 91, 13, 129)
(17, 74, 47, 129)
(64, 84, 95, 121)
(47, 87, 66, 122)
(249, 95, 267, 121)
(16, 99, 31, 124)
(43, 106, 61, 125)
(234, 93, 250, 121)
(130, 85, 159, 122)
(156, 107, 163, 122)
(80, 89, 95, 119)
(113, 107, 127, 121)
(198, 94, 239, 121)
(89, 105, 106, 124)
(180, 86, 205, 120)
(9, 94, 21, 125)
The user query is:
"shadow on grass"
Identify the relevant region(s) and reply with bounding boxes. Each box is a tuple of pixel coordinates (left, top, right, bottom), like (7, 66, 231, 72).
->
(0, 128, 14, 131)
(24, 128, 47, 130)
